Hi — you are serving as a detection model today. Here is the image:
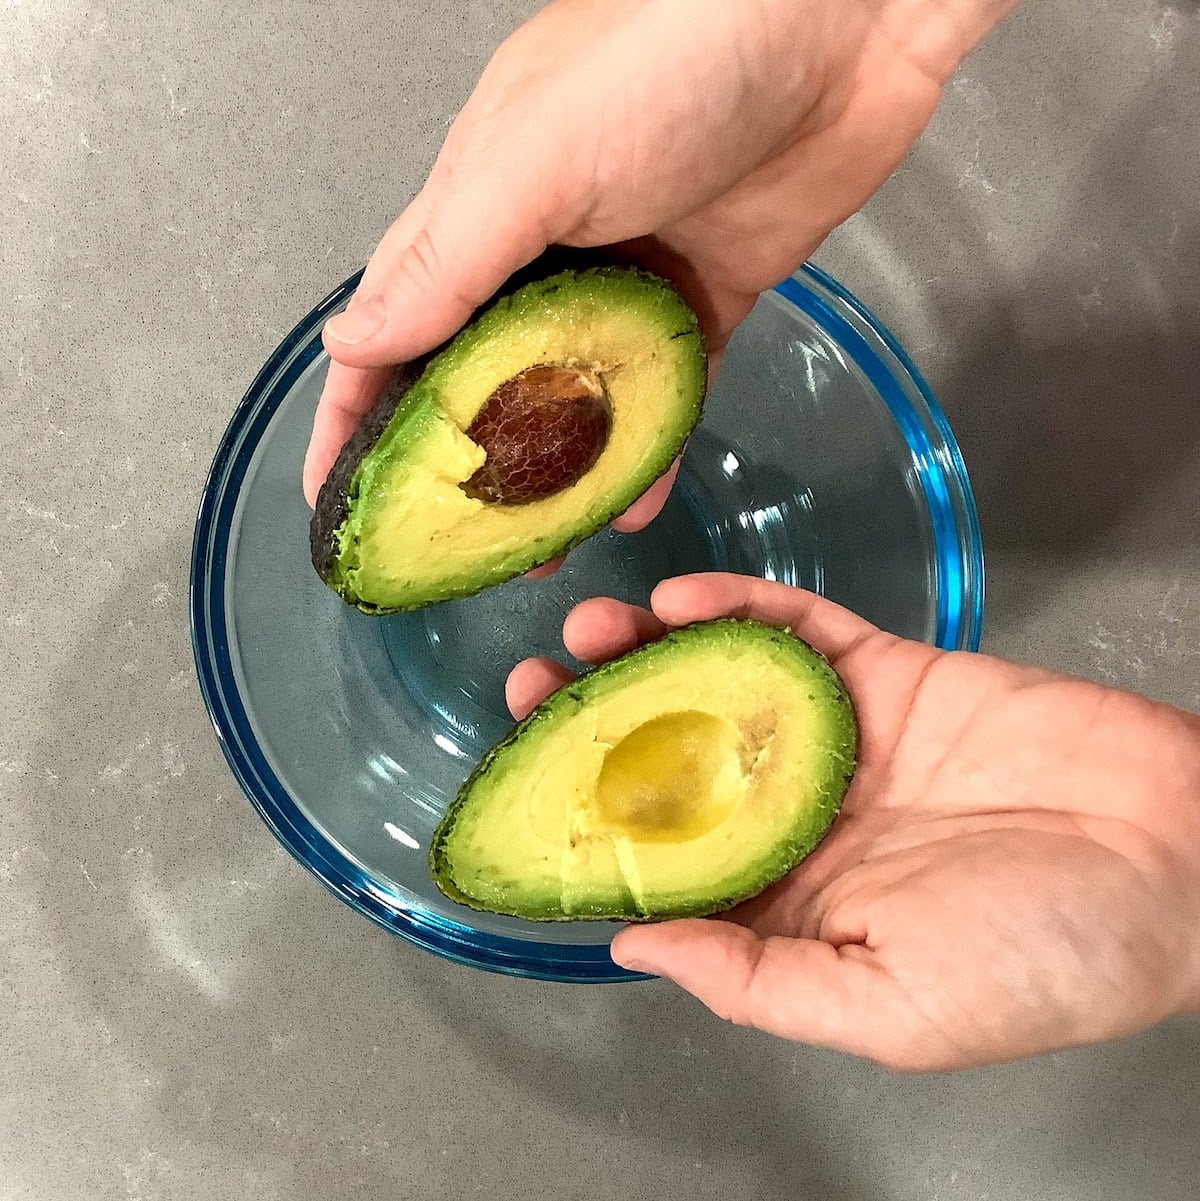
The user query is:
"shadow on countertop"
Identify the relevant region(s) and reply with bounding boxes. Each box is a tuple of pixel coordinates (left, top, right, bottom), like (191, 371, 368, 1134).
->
(955, 53, 1198, 621)
(822, 33, 1200, 664)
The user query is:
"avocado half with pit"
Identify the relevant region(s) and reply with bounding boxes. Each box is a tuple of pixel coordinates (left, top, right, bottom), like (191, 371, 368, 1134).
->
(430, 619, 858, 922)
(310, 255, 707, 613)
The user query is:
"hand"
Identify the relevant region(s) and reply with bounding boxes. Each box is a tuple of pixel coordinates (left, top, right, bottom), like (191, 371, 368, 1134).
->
(506, 573, 1200, 1071)
(303, 0, 1016, 517)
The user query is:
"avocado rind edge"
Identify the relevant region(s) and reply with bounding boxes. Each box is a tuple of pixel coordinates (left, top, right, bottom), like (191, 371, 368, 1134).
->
(428, 619, 859, 923)
(309, 247, 707, 612)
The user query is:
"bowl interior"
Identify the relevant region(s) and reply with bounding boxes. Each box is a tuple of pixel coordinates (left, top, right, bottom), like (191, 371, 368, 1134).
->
(192, 268, 983, 982)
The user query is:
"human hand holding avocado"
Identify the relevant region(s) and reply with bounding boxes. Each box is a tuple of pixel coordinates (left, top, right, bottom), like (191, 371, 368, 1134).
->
(504, 574, 1200, 1071)
(303, 0, 1016, 526)
(301, 0, 1200, 1071)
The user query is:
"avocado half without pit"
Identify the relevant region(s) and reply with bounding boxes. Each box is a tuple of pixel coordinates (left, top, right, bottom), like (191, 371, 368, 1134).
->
(310, 256, 708, 613)
(430, 619, 859, 922)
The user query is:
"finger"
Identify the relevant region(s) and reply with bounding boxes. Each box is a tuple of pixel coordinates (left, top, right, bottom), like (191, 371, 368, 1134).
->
(705, 344, 726, 386)
(562, 598, 668, 665)
(302, 360, 392, 507)
(321, 164, 551, 369)
(338, 191, 432, 312)
(610, 919, 898, 1060)
(524, 556, 566, 580)
(611, 459, 681, 534)
(650, 573, 880, 664)
(505, 657, 575, 720)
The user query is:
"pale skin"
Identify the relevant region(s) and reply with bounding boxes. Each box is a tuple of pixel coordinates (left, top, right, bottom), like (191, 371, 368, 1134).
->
(507, 575, 1200, 1071)
(304, 0, 1017, 513)
(302, 0, 1200, 1068)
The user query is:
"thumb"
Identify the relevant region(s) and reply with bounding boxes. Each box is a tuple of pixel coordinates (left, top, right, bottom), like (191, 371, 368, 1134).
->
(612, 919, 902, 1063)
(322, 168, 554, 368)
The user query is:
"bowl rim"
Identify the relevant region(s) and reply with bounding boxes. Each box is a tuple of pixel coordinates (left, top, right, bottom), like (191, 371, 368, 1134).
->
(189, 263, 985, 984)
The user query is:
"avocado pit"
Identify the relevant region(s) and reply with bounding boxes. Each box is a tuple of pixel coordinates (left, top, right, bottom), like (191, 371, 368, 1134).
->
(462, 363, 612, 505)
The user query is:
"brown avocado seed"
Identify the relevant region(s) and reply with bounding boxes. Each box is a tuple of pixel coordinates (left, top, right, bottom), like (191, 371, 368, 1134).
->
(462, 364, 612, 505)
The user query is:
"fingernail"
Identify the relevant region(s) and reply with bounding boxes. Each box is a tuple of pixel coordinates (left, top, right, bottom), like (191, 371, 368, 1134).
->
(325, 295, 386, 345)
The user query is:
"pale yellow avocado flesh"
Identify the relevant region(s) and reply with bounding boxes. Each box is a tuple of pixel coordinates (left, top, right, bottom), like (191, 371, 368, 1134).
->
(430, 620, 858, 921)
(331, 270, 705, 612)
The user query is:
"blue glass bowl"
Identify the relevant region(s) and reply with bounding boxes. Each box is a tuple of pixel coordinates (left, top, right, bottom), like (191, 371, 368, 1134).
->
(191, 265, 984, 983)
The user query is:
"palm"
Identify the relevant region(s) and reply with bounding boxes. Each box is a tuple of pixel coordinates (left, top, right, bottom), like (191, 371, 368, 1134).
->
(734, 645, 1195, 1068)
(507, 574, 1200, 1070)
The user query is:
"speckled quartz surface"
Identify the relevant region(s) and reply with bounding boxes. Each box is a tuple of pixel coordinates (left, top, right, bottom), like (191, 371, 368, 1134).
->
(3, 2, 1199, 1198)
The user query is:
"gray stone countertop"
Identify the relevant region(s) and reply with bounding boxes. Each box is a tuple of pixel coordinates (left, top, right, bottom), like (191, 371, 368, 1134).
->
(3, 1, 1198, 1198)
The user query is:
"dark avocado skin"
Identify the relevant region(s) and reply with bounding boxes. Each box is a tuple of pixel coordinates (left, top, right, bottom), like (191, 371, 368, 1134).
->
(308, 358, 425, 584)
(308, 247, 639, 589)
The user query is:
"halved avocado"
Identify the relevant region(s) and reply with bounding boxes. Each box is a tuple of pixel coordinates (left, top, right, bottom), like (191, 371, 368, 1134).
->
(310, 253, 706, 613)
(430, 619, 858, 922)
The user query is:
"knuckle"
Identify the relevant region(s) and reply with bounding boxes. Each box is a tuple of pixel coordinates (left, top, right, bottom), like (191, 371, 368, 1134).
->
(399, 228, 443, 294)
(397, 227, 488, 318)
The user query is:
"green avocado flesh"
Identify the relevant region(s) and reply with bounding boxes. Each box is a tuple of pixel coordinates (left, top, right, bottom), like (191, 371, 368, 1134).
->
(430, 620, 858, 922)
(316, 264, 706, 613)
